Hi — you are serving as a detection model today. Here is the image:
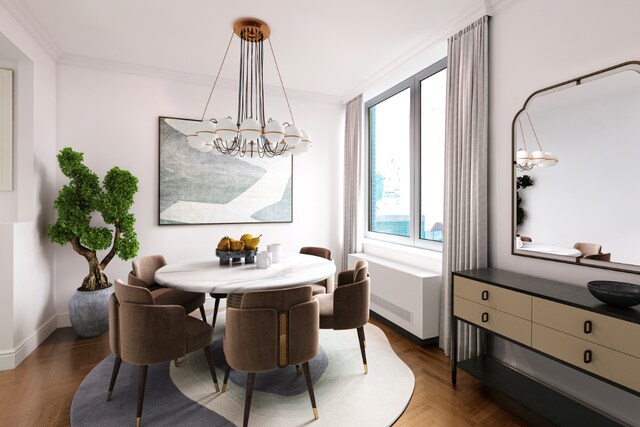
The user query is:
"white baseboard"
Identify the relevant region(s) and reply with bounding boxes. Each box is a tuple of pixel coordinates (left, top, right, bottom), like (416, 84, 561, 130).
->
(0, 315, 58, 371)
(56, 314, 71, 328)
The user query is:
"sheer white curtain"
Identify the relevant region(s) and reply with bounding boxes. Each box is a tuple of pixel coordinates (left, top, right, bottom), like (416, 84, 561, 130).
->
(439, 16, 489, 359)
(342, 95, 363, 270)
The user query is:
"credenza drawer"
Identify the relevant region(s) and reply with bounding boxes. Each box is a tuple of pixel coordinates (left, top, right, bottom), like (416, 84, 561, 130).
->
(532, 323, 640, 393)
(454, 277, 531, 320)
(454, 296, 531, 346)
(533, 297, 640, 358)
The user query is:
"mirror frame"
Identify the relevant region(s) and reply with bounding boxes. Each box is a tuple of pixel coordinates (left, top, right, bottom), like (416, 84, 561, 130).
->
(511, 60, 640, 274)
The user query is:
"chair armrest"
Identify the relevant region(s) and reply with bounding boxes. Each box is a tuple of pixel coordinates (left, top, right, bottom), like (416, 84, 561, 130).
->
(128, 271, 150, 288)
(333, 278, 370, 330)
(118, 303, 186, 365)
(224, 307, 278, 372)
(337, 269, 355, 286)
(289, 299, 319, 364)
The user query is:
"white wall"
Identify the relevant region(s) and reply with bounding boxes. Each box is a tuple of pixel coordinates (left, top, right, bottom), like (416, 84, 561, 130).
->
(490, 0, 640, 423)
(54, 64, 344, 318)
(0, 1, 57, 370)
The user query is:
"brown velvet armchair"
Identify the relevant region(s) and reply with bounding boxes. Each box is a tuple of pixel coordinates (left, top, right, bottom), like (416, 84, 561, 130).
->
(315, 260, 370, 374)
(573, 242, 602, 258)
(299, 246, 335, 295)
(107, 279, 219, 427)
(128, 255, 207, 321)
(222, 286, 320, 427)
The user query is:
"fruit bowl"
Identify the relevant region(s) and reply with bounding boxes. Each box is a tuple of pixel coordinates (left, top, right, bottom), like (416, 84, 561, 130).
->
(587, 280, 640, 308)
(215, 249, 258, 265)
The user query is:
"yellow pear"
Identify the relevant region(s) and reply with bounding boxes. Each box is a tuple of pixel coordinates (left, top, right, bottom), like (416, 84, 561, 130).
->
(230, 240, 245, 251)
(217, 236, 231, 251)
(240, 234, 253, 243)
(244, 234, 262, 250)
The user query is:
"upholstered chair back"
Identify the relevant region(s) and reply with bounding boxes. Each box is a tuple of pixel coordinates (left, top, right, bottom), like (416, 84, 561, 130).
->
(110, 279, 188, 366)
(224, 286, 319, 373)
(131, 255, 167, 286)
(333, 277, 370, 330)
(573, 242, 602, 258)
(299, 247, 334, 294)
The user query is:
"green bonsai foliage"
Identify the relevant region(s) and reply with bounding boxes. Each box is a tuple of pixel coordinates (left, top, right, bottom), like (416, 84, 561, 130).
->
(516, 175, 534, 227)
(48, 147, 139, 291)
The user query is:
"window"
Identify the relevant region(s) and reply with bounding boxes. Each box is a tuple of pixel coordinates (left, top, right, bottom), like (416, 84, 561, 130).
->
(367, 59, 447, 249)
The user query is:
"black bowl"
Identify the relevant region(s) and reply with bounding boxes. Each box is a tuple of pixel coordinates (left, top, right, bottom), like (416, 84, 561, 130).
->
(587, 281, 640, 308)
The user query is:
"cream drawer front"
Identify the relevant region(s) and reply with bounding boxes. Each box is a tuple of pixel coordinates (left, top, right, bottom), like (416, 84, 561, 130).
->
(454, 296, 531, 346)
(532, 324, 640, 393)
(533, 297, 640, 358)
(454, 277, 531, 320)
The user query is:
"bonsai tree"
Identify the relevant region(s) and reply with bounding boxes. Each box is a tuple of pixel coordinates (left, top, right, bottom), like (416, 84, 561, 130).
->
(48, 147, 140, 291)
(516, 175, 534, 227)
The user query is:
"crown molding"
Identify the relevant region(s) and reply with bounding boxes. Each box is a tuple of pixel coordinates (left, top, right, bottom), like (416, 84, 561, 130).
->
(0, 0, 62, 60)
(58, 54, 343, 105)
(341, 0, 521, 103)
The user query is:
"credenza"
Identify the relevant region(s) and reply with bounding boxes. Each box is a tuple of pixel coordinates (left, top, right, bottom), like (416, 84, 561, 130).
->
(451, 268, 640, 426)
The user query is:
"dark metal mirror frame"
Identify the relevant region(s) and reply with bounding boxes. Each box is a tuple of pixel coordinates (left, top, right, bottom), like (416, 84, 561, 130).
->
(511, 61, 640, 275)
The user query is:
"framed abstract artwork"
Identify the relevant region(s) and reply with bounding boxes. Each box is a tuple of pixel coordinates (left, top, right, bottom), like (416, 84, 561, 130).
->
(159, 117, 293, 225)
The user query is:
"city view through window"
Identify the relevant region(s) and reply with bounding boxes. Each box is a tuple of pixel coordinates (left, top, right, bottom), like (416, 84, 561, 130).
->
(368, 64, 446, 244)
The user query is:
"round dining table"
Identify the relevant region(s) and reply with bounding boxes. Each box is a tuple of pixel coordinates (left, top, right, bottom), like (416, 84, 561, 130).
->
(154, 253, 336, 295)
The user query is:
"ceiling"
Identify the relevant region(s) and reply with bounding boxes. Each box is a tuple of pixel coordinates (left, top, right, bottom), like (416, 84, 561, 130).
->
(15, 0, 484, 98)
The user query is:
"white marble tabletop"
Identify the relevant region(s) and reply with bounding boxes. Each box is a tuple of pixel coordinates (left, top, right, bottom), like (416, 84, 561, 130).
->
(154, 253, 336, 294)
(518, 242, 582, 257)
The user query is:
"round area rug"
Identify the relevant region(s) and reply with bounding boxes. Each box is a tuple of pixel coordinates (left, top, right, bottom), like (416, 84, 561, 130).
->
(71, 313, 414, 426)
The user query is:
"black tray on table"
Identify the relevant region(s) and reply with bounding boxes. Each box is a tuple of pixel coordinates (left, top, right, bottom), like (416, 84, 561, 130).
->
(215, 249, 258, 265)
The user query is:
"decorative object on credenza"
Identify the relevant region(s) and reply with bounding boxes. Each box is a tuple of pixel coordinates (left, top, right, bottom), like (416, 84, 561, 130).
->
(48, 147, 139, 337)
(159, 117, 293, 225)
(587, 280, 640, 308)
(180, 18, 311, 158)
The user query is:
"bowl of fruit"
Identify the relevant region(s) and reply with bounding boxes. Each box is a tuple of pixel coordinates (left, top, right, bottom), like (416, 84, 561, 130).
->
(216, 234, 261, 265)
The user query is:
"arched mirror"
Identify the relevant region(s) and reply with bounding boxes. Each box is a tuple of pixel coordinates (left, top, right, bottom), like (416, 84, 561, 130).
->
(512, 61, 640, 273)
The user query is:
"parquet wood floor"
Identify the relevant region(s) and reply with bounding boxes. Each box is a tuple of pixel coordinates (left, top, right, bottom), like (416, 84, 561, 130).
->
(0, 314, 529, 426)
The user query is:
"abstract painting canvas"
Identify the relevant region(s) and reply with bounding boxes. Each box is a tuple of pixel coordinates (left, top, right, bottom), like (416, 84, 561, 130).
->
(159, 117, 293, 225)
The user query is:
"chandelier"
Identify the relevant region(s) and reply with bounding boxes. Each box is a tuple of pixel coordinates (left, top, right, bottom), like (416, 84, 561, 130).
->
(514, 111, 558, 171)
(186, 18, 311, 158)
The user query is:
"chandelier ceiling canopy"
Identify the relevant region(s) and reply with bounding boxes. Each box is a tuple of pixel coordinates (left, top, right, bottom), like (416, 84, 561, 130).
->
(186, 18, 311, 158)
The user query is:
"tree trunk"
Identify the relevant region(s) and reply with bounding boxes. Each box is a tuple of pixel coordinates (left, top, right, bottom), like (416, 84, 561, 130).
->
(82, 254, 109, 291)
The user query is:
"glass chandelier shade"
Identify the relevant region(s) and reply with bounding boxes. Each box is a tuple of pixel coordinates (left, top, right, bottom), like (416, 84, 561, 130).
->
(188, 18, 311, 158)
(515, 111, 558, 171)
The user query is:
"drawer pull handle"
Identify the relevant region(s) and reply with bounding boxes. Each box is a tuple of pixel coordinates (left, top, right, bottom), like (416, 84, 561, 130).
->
(583, 320, 592, 334)
(481, 290, 489, 301)
(481, 312, 489, 323)
(583, 350, 592, 364)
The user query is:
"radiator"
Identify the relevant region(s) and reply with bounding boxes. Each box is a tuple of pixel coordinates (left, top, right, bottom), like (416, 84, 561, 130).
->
(349, 253, 441, 342)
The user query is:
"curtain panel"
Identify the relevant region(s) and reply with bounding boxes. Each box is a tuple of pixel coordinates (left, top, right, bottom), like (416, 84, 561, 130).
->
(440, 15, 489, 359)
(342, 94, 364, 270)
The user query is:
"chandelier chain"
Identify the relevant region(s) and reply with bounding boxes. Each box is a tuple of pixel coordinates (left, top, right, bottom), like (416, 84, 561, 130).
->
(201, 31, 235, 122)
(524, 111, 543, 151)
(268, 38, 295, 125)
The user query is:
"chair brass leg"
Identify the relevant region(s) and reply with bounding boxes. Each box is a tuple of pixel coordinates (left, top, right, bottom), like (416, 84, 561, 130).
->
(211, 296, 221, 331)
(243, 373, 256, 427)
(136, 365, 148, 427)
(357, 326, 368, 374)
(203, 346, 220, 392)
(302, 361, 318, 420)
(199, 305, 207, 322)
(222, 365, 231, 393)
(107, 355, 122, 401)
